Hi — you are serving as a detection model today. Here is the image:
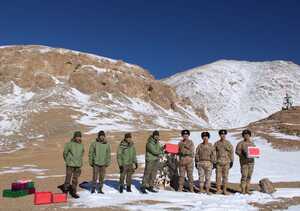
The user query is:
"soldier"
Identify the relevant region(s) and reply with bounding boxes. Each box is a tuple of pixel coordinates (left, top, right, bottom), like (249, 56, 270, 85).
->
(89, 131, 111, 194)
(195, 131, 215, 195)
(236, 129, 256, 194)
(214, 129, 234, 195)
(117, 133, 138, 193)
(178, 130, 194, 192)
(61, 131, 84, 199)
(141, 130, 163, 194)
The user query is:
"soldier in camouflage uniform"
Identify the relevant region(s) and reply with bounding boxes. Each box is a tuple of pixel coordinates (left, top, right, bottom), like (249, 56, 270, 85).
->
(195, 132, 215, 195)
(178, 130, 194, 192)
(141, 130, 163, 194)
(236, 129, 256, 194)
(214, 129, 234, 195)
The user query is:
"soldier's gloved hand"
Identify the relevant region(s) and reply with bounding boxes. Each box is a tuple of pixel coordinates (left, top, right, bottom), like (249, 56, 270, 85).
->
(230, 161, 233, 168)
(134, 163, 138, 170)
(119, 166, 124, 173)
(213, 163, 217, 169)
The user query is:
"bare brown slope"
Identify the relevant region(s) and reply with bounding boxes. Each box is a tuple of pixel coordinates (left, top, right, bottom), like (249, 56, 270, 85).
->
(0, 45, 190, 110)
(248, 106, 300, 150)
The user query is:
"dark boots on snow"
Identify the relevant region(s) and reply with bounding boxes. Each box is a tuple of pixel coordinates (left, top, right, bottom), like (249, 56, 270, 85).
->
(146, 187, 158, 193)
(140, 186, 147, 194)
(119, 185, 124, 193)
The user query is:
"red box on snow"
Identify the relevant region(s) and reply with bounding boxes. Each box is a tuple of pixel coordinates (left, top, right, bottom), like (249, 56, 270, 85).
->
(11, 182, 26, 191)
(248, 146, 260, 158)
(52, 193, 67, 203)
(34, 192, 52, 205)
(164, 144, 179, 154)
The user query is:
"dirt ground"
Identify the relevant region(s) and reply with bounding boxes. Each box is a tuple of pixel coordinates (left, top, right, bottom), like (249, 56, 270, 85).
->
(1, 130, 300, 211)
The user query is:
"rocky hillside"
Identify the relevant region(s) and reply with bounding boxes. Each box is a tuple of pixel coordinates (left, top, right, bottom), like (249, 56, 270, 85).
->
(0, 45, 207, 153)
(247, 106, 300, 150)
(163, 60, 300, 129)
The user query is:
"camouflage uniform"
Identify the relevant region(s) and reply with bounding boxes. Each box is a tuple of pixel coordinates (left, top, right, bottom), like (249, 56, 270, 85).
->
(195, 143, 215, 193)
(214, 140, 234, 194)
(235, 140, 256, 194)
(178, 139, 194, 192)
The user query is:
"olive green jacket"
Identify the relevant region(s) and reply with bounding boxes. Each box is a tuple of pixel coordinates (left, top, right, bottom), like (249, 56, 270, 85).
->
(63, 139, 84, 167)
(145, 136, 163, 162)
(89, 139, 111, 167)
(117, 140, 137, 166)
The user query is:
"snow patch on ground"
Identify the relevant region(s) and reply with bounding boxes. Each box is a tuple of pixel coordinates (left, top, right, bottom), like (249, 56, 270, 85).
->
(81, 65, 107, 75)
(0, 165, 47, 175)
(269, 132, 300, 141)
(288, 204, 300, 210)
(70, 183, 300, 210)
(36, 174, 65, 179)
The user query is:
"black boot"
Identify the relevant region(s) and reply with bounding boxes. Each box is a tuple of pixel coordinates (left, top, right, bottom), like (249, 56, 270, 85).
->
(140, 186, 147, 194)
(70, 190, 80, 199)
(147, 187, 158, 193)
(57, 184, 69, 194)
(91, 187, 96, 194)
(119, 185, 124, 193)
(98, 187, 104, 194)
(126, 185, 132, 192)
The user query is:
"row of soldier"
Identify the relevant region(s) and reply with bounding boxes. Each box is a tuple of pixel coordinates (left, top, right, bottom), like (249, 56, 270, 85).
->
(59, 129, 256, 198)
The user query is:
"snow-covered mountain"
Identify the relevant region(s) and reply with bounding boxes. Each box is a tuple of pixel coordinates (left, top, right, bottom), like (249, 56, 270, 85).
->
(0, 45, 207, 152)
(163, 60, 300, 129)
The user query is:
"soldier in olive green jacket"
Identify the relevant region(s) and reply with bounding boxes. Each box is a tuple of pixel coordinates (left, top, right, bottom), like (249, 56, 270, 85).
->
(89, 131, 111, 194)
(61, 131, 84, 199)
(117, 133, 138, 193)
(141, 130, 163, 194)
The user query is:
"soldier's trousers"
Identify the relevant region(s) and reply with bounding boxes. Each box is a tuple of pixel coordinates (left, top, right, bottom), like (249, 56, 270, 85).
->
(241, 163, 254, 184)
(119, 164, 134, 187)
(93, 165, 106, 189)
(197, 161, 212, 188)
(216, 163, 230, 186)
(179, 161, 194, 189)
(64, 166, 81, 193)
(142, 160, 159, 188)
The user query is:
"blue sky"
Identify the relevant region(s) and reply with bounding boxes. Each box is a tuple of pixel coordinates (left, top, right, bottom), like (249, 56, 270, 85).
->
(0, 0, 299, 78)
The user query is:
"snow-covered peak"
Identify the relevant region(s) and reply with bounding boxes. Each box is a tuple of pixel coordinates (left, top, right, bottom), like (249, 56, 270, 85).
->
(163, 60, 300, 129)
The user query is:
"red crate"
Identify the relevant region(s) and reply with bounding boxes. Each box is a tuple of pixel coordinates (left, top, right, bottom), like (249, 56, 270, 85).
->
(164, 144, 179, 154)
(27, 188, 36, 194)
(34, 192, 52, 205)
(248, 147, 260, 158)
(11, 182, 26, 191)
(52, 193, 67, 203)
